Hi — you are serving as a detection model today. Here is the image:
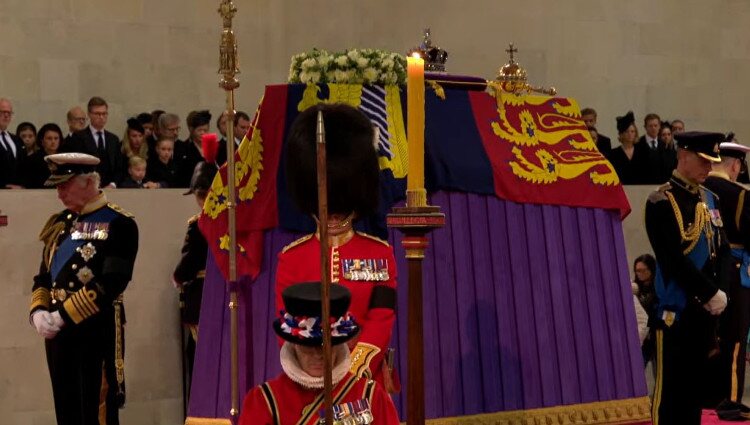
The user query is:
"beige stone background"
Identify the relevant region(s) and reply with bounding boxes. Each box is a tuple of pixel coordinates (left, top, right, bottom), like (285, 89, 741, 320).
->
(1, 0, 749, 140)
(1, 0, 750, 423)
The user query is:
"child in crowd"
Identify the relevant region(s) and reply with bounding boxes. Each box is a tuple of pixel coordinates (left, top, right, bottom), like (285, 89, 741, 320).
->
(146, 138, 177, 188)
(120, 156, 154, 188)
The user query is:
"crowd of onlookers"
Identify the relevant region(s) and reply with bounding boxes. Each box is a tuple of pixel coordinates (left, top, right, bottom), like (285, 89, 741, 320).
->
(0, 96, 252, 189)
(582, 107, 746, 185)
(1, 97, 742, 190)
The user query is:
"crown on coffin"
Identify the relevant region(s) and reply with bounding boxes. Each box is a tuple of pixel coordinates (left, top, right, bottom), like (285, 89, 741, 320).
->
(406, 28, 448, 72)
(496, 43, 527, 85)
(493, 43, 556, 96)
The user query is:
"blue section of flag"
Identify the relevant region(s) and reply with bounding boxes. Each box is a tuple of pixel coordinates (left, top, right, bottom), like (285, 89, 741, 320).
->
(423, 88, 495, 194)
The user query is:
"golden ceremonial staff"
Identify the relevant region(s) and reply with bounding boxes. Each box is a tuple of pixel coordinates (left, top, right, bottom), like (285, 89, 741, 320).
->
(217, 0, 241, 421)
(316, 111, 335, 425)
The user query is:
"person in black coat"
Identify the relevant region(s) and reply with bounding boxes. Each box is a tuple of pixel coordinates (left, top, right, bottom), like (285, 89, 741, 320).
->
(60, 97, 124, 187)
(146, 138, 177, 188)
(606, 111, 651, 184)
(0, 98, 24, 188)
(581, 107, 612, 154)
(173, 161, 216, 395)
(23, 123, 64, 189)
(174, 110, 211, 188)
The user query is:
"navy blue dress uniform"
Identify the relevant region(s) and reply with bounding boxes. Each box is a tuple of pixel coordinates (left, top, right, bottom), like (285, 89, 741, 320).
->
(646, 132, 729, 425)
(702, 141, 750, 413)
(29, 153, 138, 425)
(172, 161, 216, 400)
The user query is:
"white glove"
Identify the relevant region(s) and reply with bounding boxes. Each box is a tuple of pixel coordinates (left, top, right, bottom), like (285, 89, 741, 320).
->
(50, 311, 65, 329)
(31, 311, 60, 339)
(704, 289, 728, 316)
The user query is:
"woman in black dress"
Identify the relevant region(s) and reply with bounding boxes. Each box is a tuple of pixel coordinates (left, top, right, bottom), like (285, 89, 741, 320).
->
(606, 111, 651, 184)
(23, 123, 63, 188)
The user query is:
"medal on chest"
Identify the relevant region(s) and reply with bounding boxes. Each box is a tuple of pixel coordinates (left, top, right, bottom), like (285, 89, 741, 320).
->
(71, 222, 109, 240)
(341, 259, 389, 282)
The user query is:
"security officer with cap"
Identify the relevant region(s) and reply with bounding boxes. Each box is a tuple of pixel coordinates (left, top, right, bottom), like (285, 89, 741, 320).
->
(172, 161, 216, 399)
(29, 152, 138, 425)
(702, 138, 750, 417)
(646, 131, 729, 425)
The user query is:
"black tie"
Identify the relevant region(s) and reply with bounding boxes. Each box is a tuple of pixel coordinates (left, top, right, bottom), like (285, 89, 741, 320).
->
(97, 131, 106, 156)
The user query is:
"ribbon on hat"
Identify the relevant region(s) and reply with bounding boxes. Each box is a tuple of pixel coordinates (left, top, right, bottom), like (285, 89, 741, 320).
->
(279, 310, 358, 340)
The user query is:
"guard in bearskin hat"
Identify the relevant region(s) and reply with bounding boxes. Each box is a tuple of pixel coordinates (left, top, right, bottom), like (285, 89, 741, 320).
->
(276, 103, 399, 392)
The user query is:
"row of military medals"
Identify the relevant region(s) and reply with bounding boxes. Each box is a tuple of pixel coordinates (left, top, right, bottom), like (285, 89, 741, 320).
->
(318, 399, 373, 424)
(52, 219, 102, 304)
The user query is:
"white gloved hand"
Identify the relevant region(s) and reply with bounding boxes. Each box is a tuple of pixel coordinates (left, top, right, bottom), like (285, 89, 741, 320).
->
(31, 311, 60, 339)
(704, 289, 728, 316)
(50, 311, 65, 329)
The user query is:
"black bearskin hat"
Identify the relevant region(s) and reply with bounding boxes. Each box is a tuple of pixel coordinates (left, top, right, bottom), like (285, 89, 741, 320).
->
(285, 103, 379, 218)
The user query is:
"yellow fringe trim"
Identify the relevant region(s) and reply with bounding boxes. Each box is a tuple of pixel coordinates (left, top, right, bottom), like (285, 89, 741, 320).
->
(419, 396, 651, 425)
(184, 418, 232, 425)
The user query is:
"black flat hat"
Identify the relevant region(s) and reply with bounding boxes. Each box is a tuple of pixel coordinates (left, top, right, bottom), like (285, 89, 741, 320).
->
(183, 161, 218, 195)
(273, 282, 359, 347)
(44, 153, 100, 187)
(674, 131, 723, 163)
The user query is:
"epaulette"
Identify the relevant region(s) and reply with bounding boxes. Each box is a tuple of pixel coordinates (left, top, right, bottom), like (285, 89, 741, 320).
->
(187, 214, 200, 225)
(356, 231, 390, 247)
(38, 212, 64, 241)
(107, 202, 135, 218)
(647, 183, 671, 204)
(281, 234, 314, 253)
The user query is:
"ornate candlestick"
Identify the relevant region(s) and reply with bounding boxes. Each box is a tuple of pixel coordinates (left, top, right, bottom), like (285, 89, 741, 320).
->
(217, 1, 241, 421)
(387, 54, 445, 425)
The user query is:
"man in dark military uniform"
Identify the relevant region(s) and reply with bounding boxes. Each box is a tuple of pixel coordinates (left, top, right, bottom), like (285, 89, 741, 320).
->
(29, 152, 138, 425)
(173, 161, 216, 400)
(702, 140, 750, 416)
(646, 131, 729, 425)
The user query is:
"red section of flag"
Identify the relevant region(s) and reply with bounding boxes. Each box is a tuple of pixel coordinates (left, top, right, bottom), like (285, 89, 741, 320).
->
(198, 84, 289, 281)
(468, 91, 631, 218)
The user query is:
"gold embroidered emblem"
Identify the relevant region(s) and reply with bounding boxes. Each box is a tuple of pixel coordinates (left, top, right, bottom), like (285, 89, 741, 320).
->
(77, 243, 97, 262)
(662, 310, 676, 327)
(76, 267, 94, 284)
(53, 288, 68, 302)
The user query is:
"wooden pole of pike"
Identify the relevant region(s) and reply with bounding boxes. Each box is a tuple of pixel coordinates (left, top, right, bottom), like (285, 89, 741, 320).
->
(217, 1, 241, 422)
(316, 111, 334, 425)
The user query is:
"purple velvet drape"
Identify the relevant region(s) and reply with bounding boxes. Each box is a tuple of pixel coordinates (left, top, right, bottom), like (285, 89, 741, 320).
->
(188, 191, 647, 420)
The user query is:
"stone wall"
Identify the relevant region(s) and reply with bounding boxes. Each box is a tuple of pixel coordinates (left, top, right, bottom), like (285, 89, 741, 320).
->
(1, 1, 749, 141)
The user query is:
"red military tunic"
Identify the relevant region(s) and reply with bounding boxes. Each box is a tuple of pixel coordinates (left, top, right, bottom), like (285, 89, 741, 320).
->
(276, 231, 397, 386)
(239, 372, 400, 425)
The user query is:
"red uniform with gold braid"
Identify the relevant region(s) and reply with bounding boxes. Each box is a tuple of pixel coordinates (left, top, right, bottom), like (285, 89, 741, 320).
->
(240, 372, 399, 425)
(276, 231, 398, 388)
